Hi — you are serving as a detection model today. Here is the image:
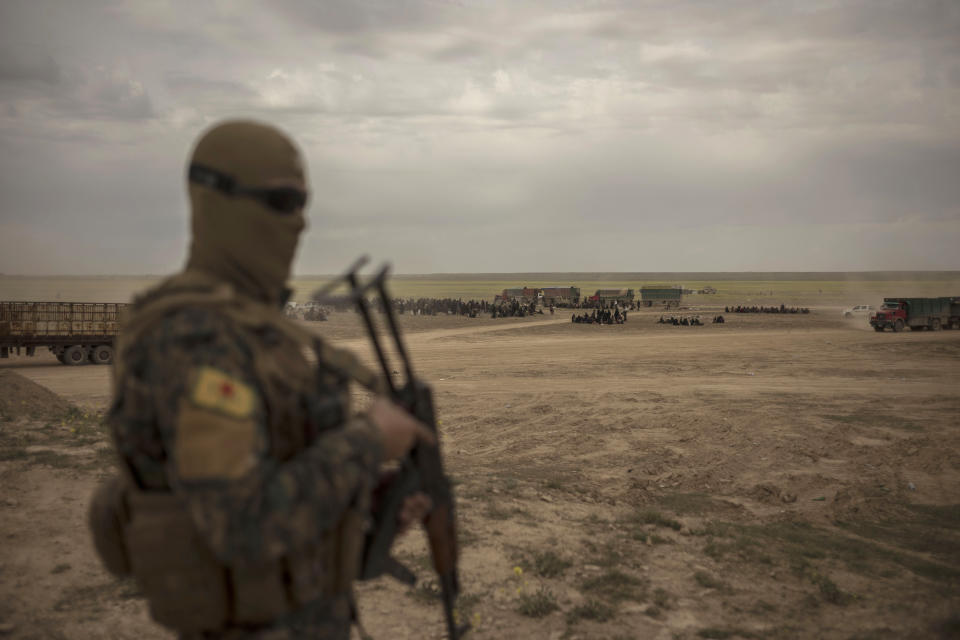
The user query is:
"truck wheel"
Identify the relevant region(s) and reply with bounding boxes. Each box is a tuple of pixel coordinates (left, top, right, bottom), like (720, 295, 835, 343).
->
(63, 345, 88, 365)
(931, 318, 941, 331)
(91, 345, 114, 365)
(63, 344, 89, 366)
(893, 319, 905, 332)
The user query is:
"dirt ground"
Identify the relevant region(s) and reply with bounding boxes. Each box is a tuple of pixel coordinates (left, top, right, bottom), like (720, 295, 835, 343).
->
(1, 305, 959, 640)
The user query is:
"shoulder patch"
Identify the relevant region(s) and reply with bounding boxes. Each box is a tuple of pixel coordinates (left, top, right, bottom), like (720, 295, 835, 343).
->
(190, 366, 256, 419)
(175, 404, 260, 481)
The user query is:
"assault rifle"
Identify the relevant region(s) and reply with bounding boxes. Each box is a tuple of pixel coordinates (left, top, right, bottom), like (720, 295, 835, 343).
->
(312, 257, 468, 640)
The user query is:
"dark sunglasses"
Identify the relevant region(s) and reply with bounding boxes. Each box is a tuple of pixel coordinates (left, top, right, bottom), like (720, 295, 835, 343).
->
(188, 163, 308, 214)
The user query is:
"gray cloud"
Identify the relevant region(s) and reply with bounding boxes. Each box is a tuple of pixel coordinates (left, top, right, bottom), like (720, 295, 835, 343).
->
(0, 0, 958, 275)
(0, 50, 61, 85)
(271, 0, 462, 34)
(429, 38, 490, 62)
(164, 75, 257, 98)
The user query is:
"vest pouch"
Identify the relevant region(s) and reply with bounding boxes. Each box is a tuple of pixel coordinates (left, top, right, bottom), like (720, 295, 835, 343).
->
(124, 490, 229, 632)
(329, 508, 365, 594)
(229, 562, 291, 626)
(88, 475, 131, 578)
(283, 509, 362, 606)
(286, 539, 333, 606)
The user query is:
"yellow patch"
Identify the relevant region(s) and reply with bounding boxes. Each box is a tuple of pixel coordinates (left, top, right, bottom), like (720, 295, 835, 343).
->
(190, 366, 256, 419)
(175, 403, 260, 480)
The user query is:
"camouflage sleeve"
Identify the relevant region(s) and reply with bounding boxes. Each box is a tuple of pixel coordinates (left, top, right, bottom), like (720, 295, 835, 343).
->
(139, 307, 383, 564)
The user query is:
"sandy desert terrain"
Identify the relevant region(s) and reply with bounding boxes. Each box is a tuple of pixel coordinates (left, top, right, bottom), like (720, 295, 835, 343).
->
(1, 301, 959, 639)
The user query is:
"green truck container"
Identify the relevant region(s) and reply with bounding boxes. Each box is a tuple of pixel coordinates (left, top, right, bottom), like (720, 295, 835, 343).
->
(640, 286, 683, 308)
(0, 301, 127, 364)
(869, 297, 960, 332)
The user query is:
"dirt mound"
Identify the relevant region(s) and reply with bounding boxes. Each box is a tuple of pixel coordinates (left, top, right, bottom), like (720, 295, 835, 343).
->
(829, 486, 913, 523)
(751, 483, 798, 505)
(0, 370, 74, 421)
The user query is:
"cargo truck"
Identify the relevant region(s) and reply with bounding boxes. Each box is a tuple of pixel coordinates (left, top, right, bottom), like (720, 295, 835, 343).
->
(869, 297, 960, 332)
(0, 302, 127, 365)
(641, 286, 683, 308)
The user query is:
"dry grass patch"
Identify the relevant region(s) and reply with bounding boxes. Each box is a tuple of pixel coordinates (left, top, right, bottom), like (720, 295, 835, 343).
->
(580, 569, 646, 604)
(697, 515, 960, 603)
(514, 548, 572, 578)
(629, 510, 682, 531)
(565, 599, 614, 624)
(515, 586, 559, 618)
(693, 570, 730, 592)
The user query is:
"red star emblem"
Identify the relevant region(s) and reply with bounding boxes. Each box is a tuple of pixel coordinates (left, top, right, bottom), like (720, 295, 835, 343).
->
(219, 382, 235, 398)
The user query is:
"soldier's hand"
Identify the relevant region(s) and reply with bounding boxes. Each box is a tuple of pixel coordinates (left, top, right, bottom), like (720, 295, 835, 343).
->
(367, 397, 435, 462)
(397, 492, 433, 537)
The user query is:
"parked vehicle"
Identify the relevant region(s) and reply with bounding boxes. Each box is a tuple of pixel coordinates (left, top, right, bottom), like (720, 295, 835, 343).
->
(641, 286, 682, 308)
(869, 297, 960, 332)
(842, 304, 874, 318)
(0, 302, 127, 364)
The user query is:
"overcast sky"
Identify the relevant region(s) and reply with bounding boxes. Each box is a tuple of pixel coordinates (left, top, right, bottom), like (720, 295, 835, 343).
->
(1, 0, 958, 275)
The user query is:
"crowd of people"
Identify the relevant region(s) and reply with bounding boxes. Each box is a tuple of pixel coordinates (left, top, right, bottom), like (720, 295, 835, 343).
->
(726, 304, 809, 314)
(391, 297, 490, 317)
(572, 307, 628, 324)
(317, 296, 491, 317)
(491, 299, 541, 318)
(283, 303, 328, 321)
(299, 295, 561, 319)
(295, 294, 816, 325)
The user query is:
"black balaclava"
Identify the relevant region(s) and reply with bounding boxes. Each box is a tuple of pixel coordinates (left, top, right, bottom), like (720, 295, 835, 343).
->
(185, 120, 307, 305)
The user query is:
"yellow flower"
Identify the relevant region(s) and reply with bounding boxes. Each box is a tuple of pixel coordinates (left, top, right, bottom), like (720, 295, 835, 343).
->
(513, 566, 523, 577)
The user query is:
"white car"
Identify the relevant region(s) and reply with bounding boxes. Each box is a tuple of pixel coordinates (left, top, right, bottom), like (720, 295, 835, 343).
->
(842, 304, 874, 318)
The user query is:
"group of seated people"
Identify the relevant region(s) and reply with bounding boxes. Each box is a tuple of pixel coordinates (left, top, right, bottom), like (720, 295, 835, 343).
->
(492, 300, 542, 318)
(657, 315, 706, 326)
(726, 304, 809, 314)
(657, 314, 726, 325)
(572, 307, 627, 324)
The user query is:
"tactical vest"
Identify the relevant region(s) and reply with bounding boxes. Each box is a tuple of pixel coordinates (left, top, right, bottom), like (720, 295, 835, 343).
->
(89, 271, 383, 633)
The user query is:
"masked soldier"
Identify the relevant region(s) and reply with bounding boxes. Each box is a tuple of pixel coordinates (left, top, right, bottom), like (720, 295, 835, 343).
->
(89, 121, 431, 639)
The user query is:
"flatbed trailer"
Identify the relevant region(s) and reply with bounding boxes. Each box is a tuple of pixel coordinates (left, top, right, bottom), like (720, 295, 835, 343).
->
(0, 302, 128, 365)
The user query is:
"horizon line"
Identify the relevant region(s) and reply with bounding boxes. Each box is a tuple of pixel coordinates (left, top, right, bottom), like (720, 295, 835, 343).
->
(2, 269, 960, 278)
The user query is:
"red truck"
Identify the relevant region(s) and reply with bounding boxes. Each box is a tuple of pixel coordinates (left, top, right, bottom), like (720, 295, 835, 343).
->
(869, 297, 960, 332)
(0, 302, 127, 365)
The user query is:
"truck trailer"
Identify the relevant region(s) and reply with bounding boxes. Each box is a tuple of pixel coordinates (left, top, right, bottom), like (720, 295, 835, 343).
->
(540, 286, 581, 307)
(869, 297, 960, 332)
(640, 286, 683, 308)
(592, 288, 635, 305)
(0, 302, 128, 365)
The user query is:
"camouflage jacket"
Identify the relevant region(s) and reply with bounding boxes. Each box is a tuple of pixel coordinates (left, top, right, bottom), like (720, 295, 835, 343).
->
(108, 272, 383, 636)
